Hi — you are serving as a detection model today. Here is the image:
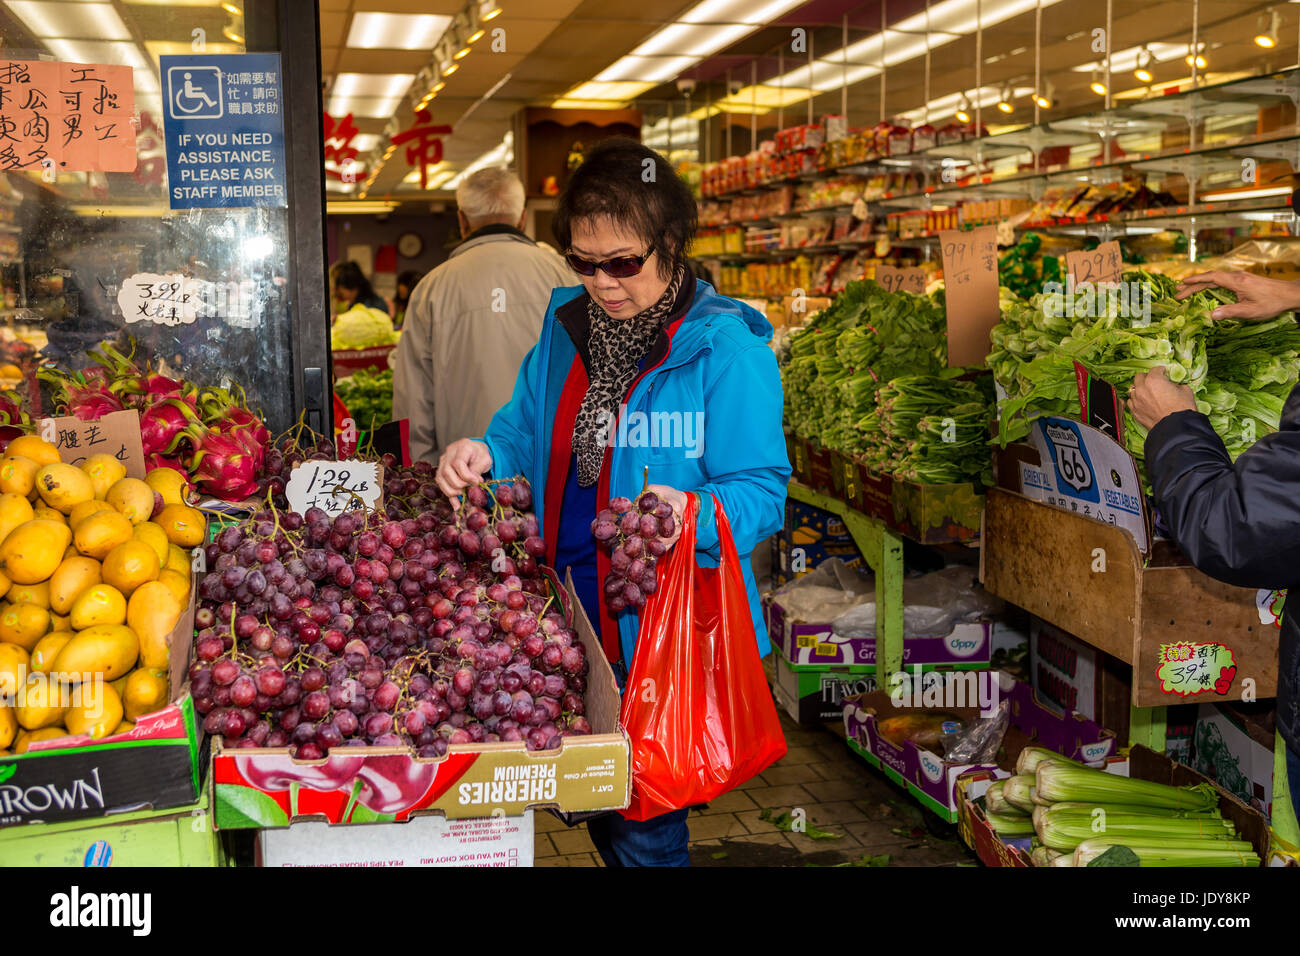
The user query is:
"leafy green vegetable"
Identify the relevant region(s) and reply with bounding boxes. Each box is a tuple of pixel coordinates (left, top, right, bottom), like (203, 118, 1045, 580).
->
(332, 305, 399, 350)
(335, 366, 394, 430)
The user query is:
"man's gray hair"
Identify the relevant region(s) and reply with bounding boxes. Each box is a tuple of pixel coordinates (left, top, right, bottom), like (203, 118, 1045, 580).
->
(456, 167, 525, 226)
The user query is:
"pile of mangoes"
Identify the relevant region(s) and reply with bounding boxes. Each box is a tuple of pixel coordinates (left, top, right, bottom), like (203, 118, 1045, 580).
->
(0, 436, 205, 754)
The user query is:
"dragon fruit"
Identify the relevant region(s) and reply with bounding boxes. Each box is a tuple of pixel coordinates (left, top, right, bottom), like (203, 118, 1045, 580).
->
(145, 452, 187, 473)
(141, 398, 200, 457)
(49, 374, 124, 422)
(0, 391, 25, 427)
(176, 423, 259, 500)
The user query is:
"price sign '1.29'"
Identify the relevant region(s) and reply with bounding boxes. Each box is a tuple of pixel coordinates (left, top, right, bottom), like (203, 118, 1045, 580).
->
(285, 460, 382, 515)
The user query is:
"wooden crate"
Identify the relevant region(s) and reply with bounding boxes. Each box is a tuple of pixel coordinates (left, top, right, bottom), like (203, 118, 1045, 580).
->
(980, 487, 1276, 708)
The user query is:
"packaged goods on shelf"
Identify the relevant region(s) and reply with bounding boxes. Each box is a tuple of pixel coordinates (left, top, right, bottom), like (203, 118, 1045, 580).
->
(775, 123, 825, 154)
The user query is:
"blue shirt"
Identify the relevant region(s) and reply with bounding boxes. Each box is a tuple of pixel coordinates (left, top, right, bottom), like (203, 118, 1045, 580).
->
(553, 453, 600, 631)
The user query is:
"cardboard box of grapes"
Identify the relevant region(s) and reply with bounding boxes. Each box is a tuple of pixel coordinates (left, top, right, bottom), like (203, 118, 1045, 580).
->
(0, 589, 204, 828)
(209, 573, 630, 829)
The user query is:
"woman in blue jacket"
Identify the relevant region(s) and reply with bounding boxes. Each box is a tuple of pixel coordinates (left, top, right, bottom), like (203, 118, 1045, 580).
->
(436, 138, 790, 866)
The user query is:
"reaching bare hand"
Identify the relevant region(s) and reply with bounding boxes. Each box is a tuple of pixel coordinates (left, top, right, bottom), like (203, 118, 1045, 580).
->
(1175, 270, 1300, 322)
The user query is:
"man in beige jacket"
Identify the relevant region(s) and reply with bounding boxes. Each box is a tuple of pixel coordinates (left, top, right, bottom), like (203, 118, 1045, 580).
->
(391, 167, 572, 462)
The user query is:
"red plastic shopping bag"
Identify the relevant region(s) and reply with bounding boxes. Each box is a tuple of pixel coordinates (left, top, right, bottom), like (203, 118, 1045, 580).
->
(619, 493, 787, 821)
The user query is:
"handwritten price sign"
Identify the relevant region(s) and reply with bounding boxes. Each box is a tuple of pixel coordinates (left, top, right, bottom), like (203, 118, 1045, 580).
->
(1066, 240, 1122, 287)
(939, 224, 999, 367)
(285, 460, 383, 515)
(875, 265, 927, 295)
(1156, 642, 1237, 697)
(118, 272, 208, 326)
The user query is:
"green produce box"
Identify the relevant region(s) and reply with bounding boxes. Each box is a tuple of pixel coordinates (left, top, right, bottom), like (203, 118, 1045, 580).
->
(771, 644, 878, 725)
(0, 790, 226, 866)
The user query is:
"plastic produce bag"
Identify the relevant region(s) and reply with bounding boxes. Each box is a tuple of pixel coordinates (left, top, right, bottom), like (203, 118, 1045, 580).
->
(831, 564, 1003, 640)
(768, 558, 875, 622)
(619, 494, 788, 821)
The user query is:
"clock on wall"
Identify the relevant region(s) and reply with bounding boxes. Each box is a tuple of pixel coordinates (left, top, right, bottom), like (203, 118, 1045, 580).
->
(397, 232, 423, 258)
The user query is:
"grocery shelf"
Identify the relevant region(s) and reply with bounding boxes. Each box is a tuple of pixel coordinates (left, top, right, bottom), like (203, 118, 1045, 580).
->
(787, 480, 905, 683)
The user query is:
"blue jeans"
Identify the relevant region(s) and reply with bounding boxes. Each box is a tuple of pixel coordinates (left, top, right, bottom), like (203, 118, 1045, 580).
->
(587, 809, 690, 867)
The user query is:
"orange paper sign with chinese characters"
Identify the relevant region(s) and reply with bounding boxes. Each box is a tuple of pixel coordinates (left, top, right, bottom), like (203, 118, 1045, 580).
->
(1066, 240, 1123, 287)
(0, 60, 136, 173)
(875, 265, 927, 295)
(939, 224, 999, 367)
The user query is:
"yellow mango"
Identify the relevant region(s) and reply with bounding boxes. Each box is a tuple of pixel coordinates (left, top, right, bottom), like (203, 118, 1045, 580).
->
(36, 462, 95, 513)
(73, 510, 133, 560)
(8, 580, 49, 609)
(64, 681, 123, 739)
(81, 453, 127, 500)
(165, 543, 192, 576)
(50, 623, 139, 681)
(5, 435, 60, 467)
(133, 520, 170, 566)
(15, 673, 66, 729)
(0, 519, 71, 584)
(156, 568, 191, 606)
(0, 641, 28, 697)
(0, 603, 49, 651)
(106, 477, 156, 525)
(145, 466, 191, 507)
(49, 555, 102, 615)
(14, 726, 68, 753)
(28, 631, 70, 673)
(0, 569, 10, 601)
(49, 613, 69, 630)
(112, 720, 134, 735)
(69, 500, 113, 529)
(123, 667, 169, 720)
(109, 673, 129, 698)
(70, 583, 127, 629)
(0, 491, 34, 543)
(0, 455, 39, 498)
(102, 541, 160, 596)
(127, 581, 181, 671)
(31, 501, 66, 524)
(0, 703, 15, 748)
(154, 504, 206, 547)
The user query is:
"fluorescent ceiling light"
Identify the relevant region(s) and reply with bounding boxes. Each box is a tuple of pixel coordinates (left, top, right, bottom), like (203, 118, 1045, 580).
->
(679, 0, 801, 23)
(444, 132, 514, 191)
(596, 55, 698, 84)
(326, 201, 401, 215)
(42, 39, 157, 91)
(895, 87, 1031, 125)
(1200, 186, 1293, 202)
(327, 96, 407, 119)
(632, 23, 752, 58)
(558, 80, 655, 103)
(351, 134, 380, 153)
(718, 85, 813, 109)
(330, 73, 415, 99)
(1071, 42, 1186, 73)
(7, 1, 131, 40)
(145, 40, 240, 60)
(346, 13, 452, 50)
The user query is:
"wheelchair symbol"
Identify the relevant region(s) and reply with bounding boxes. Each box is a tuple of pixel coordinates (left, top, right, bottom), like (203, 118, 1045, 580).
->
(168, 66, 222, 119)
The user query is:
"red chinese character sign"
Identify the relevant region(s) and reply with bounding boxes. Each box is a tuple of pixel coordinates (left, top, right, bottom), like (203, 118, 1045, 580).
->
(391, 109, 451, 190)
(0, 60, 136, 173)
(323, 111, 366, 183)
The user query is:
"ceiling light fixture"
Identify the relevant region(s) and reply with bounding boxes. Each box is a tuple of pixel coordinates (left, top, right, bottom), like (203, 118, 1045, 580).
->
(1256, 10, 1281, 48)
(1090, 69, 1106, 95)
(1185, 43, 1207, 69)
(996, 84, 1013, 113)
(955, 93, 971, 123)
(1134, 46, 1154, 82)
(1033, 81, 1054, 109)
(479, 0, 502, 22)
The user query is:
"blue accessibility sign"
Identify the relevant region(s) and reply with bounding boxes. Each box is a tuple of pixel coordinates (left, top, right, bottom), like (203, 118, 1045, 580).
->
(160, 53, 287, 209)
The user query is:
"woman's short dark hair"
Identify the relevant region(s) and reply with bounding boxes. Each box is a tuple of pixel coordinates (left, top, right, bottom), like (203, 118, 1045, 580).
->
(553, 138, 698, 281)
(331, 260, 374, 296)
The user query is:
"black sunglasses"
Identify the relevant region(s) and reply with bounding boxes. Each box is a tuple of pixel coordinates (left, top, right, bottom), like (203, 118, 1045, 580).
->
(565, 247, 655, 279)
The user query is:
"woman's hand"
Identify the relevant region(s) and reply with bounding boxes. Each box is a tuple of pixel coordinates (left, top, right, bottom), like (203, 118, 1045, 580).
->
(436, 439, 492, 508)
(1128, 366, 1197, 430)
(646, 484, 689, 549)
(1175, 270, 1300, 321)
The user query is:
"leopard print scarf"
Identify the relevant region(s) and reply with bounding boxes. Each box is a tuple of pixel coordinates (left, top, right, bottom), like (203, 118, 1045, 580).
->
(572, 265, 687, 486)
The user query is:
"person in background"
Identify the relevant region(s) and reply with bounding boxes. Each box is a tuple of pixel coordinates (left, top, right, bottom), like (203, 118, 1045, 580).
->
(392, 270, 424, 329)
(1127, 269, 1300, 825)
(434, 138, 789, 866)
(392, 166, 570, 462)
(330, 260, 390, 316)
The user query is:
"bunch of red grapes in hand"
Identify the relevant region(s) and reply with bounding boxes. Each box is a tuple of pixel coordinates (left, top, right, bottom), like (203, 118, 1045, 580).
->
(189, 472, 592, 758)
(591, 490, 677, 613)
